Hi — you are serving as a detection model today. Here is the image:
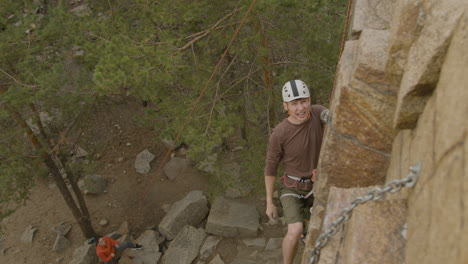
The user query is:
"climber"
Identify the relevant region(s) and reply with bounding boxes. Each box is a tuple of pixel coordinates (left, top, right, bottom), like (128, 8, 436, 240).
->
(89, 236, 143, 264)
(264, 79, 328, 264)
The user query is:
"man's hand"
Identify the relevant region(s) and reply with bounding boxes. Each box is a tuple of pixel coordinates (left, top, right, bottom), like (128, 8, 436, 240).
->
(264, 175, 278, 223)
(111, 253, 115, 257)
(114, 244, 120, 248)
(320, 109, 330, 124)
(311, 169, 318, 182)
(266, 202, 278, 223)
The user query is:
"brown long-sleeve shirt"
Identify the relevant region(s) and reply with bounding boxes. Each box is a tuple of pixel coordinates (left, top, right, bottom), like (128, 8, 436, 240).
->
(264, 105, 327, 178)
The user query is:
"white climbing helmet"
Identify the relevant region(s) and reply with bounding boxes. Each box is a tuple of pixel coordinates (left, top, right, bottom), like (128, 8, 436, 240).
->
(282, 80, 310, 102)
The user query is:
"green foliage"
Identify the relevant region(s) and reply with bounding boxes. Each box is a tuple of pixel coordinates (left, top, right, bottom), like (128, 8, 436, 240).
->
(0, 0, 348, 206)
(0, 157, 36, 203)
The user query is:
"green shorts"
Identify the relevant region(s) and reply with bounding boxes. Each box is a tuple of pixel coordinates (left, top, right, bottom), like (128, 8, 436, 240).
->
(280, 186, 314, 224)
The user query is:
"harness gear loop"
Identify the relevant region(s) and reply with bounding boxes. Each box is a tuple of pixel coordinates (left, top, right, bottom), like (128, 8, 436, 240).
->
(281, 175, 298, 188)
(280, 189, 314, 200)
(281, 174, 312, 188)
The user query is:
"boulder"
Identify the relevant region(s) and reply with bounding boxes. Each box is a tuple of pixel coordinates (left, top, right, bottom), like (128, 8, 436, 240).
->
(230, 260, 256, 264)
(69, 244, 98, 264)
(99, 219, 108, 226)
(163, 157, 190, 181)
(0, 238, 5, 254)
(196, 154, 218, 175)
(209, 254, 224, 264)
(242, 238, 266, 249)
(52, 235, 70, 252)
(136, 230, 162, 251)
(117, 221, 129, 236)
(52, 222, 72, 236)
(134, 149, 156, 174)
(199, 236, 221, 261)
(161, 226, 206, 264)
(265, 238, 282, 251)
(206, 197, 259, 238)
(21, 225, 37, 243)
(161, 204, 171, 213)
(78, 174, 107, 194)
(73, 146, 88, 158)
(120, 248, 162, 264)
(159, 190, 209, 240)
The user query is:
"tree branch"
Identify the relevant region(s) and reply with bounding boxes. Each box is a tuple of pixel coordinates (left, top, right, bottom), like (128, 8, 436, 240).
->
(204, 55, 238, 135)
(50, 96, 94, 154)
(178, 30, 210, 51)
(0, 69, 40, 88)
(178, 8, 241, 51)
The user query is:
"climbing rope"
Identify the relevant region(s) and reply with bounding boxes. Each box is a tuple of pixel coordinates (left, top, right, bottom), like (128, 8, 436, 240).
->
(308, 161, 422, 264)
(329, 0, 354, 103)
(136, 0, 258, 207)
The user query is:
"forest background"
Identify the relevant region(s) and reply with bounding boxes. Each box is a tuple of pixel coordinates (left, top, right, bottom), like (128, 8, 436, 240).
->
(0, 0, 347, 236)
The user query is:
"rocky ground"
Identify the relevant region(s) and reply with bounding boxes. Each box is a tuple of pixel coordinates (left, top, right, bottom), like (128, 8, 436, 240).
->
(0, 97, 303, 264)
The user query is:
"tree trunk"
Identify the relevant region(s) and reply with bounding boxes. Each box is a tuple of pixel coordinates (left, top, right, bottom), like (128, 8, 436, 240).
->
(10, 108, 96, 238)
(62, 160, 93, 230)
(45, 155, 95, 238)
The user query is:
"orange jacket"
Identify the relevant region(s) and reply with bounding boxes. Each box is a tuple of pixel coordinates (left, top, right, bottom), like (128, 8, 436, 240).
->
(96, 236, 118, 262)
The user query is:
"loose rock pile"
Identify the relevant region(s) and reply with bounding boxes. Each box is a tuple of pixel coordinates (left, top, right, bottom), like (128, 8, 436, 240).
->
(67, 190, 292, 264)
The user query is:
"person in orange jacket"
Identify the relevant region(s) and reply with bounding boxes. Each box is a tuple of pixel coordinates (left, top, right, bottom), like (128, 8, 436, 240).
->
(94, 236, 143, 264)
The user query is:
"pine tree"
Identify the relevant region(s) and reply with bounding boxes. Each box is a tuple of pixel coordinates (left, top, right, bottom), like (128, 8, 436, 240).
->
(0, 0, 96, 238)
(0, 0, 348, 227)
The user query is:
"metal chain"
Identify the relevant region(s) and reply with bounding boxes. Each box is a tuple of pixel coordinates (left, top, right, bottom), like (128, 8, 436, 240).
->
(308, 161, 422, 264)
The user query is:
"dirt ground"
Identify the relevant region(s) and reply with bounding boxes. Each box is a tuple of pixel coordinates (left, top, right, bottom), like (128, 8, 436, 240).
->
(0, 98, 211, 263)
(0, 97, 286, 264)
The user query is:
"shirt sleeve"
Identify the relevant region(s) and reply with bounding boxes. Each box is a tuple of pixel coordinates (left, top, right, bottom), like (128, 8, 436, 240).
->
(108, 237, 118, 246)
(312, 105, 329, 124)
(264, 129, 283, 176)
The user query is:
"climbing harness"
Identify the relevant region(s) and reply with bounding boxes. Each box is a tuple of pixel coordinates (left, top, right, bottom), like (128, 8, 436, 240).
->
(280, 189, 314, 200)
(280, 174, 314, 199)
(281, 174, 312, 187)
(285, 175, 312, 184)
(308, 161, 422, 264)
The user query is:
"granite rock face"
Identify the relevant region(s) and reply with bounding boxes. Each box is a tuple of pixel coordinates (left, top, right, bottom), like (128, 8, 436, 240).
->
(304, 2, 468, 264)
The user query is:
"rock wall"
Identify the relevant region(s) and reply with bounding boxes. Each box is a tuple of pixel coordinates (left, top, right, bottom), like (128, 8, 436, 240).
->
(302, 0, 467, 263)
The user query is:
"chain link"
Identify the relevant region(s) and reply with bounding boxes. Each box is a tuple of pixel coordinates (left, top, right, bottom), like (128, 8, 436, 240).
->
(308, 161, 421, 264)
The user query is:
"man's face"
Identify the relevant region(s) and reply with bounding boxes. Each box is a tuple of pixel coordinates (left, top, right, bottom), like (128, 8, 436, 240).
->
(98, 238, 106, 246)
(283, 97, 311, 124)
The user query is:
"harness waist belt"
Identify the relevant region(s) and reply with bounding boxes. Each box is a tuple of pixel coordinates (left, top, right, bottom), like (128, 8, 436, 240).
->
(286, 175, 312, 183)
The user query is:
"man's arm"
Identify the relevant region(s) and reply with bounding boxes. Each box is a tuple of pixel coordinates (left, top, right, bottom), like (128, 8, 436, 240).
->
(265, 175, 278, 222)
(97, 251, 114, 262)
(106, 236, 119, 246)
